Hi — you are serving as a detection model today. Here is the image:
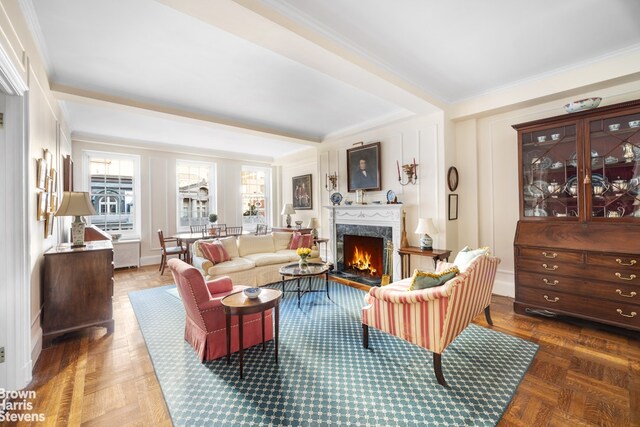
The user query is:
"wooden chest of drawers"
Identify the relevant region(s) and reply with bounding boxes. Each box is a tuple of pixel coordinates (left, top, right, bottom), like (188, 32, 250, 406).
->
(514, 225, 640, 331)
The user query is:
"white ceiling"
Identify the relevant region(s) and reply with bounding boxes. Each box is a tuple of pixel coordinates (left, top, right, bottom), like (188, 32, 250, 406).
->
(27, 0, 640, 160)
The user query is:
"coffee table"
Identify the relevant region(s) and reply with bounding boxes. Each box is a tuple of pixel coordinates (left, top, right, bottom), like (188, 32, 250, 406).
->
(279, 262, 331, 308)
(221, 288, 282, 378)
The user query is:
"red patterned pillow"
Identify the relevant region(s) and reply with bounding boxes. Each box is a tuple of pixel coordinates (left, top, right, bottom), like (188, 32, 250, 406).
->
(200, 241, 231, 264)
(288, 232, 313, 249)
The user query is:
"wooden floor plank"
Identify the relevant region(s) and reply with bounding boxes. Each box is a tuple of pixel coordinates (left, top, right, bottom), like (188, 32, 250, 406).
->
(7, 266, 638, 426)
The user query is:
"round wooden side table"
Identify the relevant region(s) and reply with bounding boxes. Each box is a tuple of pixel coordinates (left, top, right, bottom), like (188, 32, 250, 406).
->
(221, 288, 282, 378)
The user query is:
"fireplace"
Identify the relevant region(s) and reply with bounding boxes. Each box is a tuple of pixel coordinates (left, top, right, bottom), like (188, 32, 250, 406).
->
(342, 234, 384, 278)
(326, 204, 404, 283)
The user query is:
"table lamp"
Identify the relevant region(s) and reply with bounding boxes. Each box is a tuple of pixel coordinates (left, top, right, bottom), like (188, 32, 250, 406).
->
(55, 191, 97, 247)
(415, 218, 437, 250)
(281, 203, 296, 228)
(307, 217, 320, 239)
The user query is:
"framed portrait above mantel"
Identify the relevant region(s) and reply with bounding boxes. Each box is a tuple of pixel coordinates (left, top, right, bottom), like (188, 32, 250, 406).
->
(292, 174, 312, 210)
(347, 142, 381, 192)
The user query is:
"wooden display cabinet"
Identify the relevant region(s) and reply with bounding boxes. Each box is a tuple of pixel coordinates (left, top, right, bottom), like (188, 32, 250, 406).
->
(513, 99, 640, 331)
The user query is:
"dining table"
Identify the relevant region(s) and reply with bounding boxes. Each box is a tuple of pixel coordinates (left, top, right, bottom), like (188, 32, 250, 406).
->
(171, 232, 206, 263)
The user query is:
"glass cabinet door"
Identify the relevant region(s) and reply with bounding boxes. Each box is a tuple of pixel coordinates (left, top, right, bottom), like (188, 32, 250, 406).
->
(588, 112, 640, 219)
(521, 124, 579, 218)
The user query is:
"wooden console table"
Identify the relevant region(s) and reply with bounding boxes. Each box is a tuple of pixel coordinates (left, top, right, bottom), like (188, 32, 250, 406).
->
(272, 227, 312, 234)
(398, 246, 452, 279)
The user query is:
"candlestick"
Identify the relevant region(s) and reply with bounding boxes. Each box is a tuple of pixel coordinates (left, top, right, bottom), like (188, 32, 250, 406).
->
(396, 160, 401, 180)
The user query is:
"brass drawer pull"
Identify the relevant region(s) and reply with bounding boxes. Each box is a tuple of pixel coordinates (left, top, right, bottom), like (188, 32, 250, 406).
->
(615, 273, 637, 281)
(616, 289, 637, 298)
(542, 252, 558, 259)
(616, 309, 637, 318)
(544, 295, 559, 303)
(542, 264, 558, 271)
(543, 278, 559, 286)
(616, 258, 637, 266)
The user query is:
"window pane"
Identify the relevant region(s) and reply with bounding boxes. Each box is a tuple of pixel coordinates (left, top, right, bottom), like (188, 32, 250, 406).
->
(177, 161, 214, 231)
(89, 155, 136, 233)
(241, 167, 268, 231)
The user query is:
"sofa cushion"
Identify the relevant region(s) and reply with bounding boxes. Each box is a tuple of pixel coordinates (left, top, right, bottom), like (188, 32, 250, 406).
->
(238, 234, 275, 256)
(208, 257, 255, 275)
(409, 266, 459, 291)
(199, 241, 231, 264)
(288, 232, 313, 249)
(243, 252, 292, 267)
(218, 236, 240, 258)
(193, 237, 239, 259)
(273, 232, 293, 251)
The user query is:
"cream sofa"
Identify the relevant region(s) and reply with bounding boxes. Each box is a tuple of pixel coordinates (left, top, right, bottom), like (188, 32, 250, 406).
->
(191, 232, 321, 286)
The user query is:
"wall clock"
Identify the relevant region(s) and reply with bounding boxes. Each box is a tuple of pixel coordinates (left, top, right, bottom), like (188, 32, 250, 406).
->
(447, 166, 459, 192)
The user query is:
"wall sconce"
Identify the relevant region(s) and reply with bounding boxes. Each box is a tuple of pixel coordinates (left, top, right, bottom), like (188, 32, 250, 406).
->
(396, 159, 418, 186)
(325, 172, 338, 192)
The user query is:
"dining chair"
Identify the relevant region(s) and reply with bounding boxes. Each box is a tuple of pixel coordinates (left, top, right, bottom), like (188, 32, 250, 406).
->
(157, 229, 188, 275)
(226, 226, 243, 236)
(190, 224, 207, 235)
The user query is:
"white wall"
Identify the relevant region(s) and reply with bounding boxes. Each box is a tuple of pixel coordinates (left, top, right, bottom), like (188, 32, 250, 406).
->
(72, 138, 275, 265)
(318, 112, 446, 272)
(0, 0, 71, 388)
(455, 79, 640, 297)
(274, 147, 320, 229)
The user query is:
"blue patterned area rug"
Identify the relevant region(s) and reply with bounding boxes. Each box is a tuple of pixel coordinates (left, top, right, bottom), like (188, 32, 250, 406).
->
(129, 280, 538, 426)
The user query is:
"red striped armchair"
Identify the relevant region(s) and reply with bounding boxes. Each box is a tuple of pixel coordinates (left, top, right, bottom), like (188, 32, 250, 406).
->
(362, 254, 500, 386)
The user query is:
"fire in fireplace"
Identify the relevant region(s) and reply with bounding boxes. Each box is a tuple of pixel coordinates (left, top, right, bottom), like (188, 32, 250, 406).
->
(343, 234, 383, 278)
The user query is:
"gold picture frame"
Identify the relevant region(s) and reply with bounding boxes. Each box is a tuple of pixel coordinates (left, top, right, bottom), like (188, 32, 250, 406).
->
(37, 192, 48, 221)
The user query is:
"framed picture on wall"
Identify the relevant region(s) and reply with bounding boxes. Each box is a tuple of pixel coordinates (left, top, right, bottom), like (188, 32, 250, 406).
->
(347, 142, 381, 192)
(37, 158, 47, 190)
(37, 192, 48, 221)
(448, 194, 459, 221)
(292, 174, 312, 210)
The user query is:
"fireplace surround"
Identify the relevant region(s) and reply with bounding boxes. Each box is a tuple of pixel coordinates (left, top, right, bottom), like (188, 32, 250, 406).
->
(326, 204, 404, 283)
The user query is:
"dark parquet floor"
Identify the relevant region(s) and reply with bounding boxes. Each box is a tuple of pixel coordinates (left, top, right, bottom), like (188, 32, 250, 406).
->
(8, 265, 639, 426)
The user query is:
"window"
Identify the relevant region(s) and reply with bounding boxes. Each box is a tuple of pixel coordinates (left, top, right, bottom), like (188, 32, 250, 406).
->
(177, 161, 216, 231)
(85, 152, 140, 235)
(241, 166, 270, 232)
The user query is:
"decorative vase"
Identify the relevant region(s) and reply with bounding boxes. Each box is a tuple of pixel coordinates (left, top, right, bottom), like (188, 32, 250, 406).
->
(298, 256, 309, 269)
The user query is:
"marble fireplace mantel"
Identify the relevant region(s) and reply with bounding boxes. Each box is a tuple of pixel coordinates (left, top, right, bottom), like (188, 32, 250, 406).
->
(324, 204, 405, 282)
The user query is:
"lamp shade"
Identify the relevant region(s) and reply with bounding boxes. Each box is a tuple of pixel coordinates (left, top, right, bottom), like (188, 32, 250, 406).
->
(307, 217, 321, 229)
(414, 218, 438, 235)
(55, 192, 97, 217)
(281, 203, 296, 215)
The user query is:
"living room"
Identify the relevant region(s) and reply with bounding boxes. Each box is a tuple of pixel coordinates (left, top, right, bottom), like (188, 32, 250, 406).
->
(1, 1, 639, 425)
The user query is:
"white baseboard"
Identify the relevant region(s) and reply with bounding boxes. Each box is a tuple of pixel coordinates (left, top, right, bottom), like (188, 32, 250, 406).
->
(140, 255, 161, 267)
(493, 269, 515, 298)
(30, 312, 42, 370)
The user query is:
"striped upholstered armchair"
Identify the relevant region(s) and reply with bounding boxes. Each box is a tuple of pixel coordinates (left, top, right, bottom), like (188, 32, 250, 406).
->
(362, 254, 500, 386)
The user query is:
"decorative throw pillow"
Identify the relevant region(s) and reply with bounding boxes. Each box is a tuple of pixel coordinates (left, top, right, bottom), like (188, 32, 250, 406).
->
(435, 261, 457, 273)
(199, 241, 231, 264)
(288, 232, 313, 250)
(409, 266, 460, 291)
(453, 246, 489, 272)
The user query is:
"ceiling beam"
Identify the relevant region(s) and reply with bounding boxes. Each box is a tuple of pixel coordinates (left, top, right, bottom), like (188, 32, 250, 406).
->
(50, 83, 321, 145)
(153, 0, 444, 114)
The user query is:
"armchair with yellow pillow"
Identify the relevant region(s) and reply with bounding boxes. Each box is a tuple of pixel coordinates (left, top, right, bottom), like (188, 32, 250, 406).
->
(362, 247, 500, 386)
